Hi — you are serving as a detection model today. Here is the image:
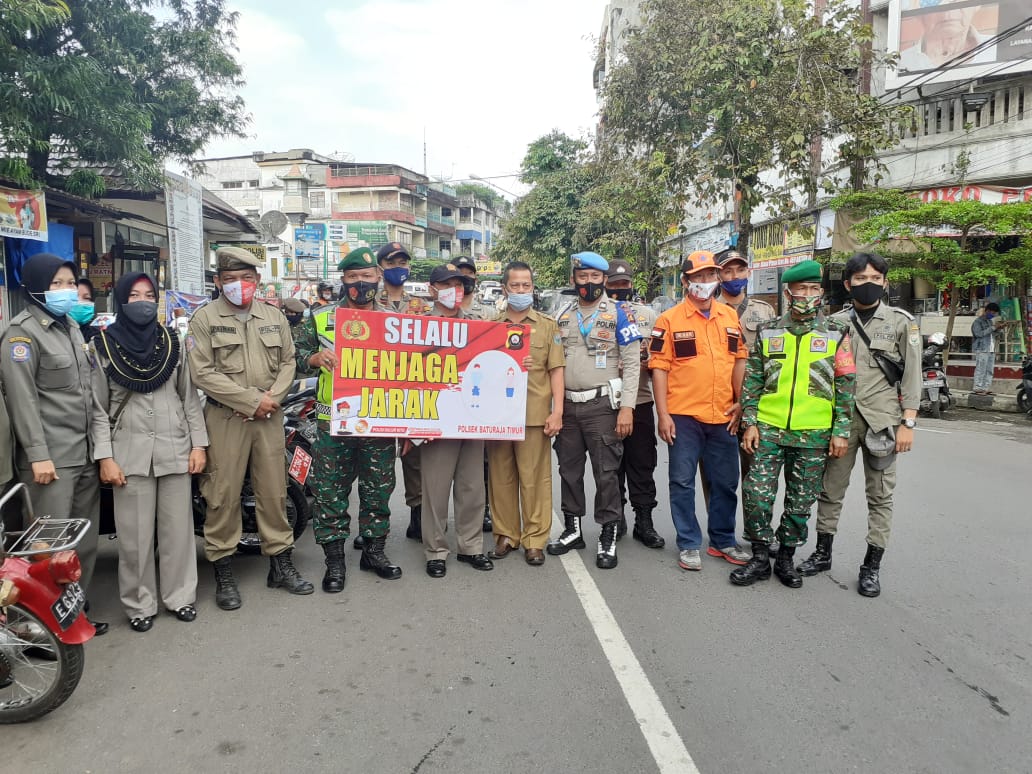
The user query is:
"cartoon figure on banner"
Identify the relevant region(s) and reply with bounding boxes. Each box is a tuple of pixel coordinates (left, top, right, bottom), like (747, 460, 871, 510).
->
(471, 364, 483, 408)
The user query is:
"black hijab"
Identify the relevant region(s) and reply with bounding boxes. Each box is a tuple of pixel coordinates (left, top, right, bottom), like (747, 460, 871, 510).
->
(98, 272, 179, 393)
(21, 253, 78, 319)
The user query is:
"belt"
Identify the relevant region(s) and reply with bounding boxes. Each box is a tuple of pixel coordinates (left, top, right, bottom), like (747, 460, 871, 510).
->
(564, 385, 609, 403)
(206, 397, 227, 409)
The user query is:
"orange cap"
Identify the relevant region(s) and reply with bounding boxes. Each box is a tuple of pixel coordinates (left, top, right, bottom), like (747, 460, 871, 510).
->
(681, 250, 717, 275)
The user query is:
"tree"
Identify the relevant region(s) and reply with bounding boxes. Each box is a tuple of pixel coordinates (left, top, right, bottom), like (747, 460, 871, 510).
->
(601, 0, 911, 252)
(0, 0, 246, 195)
(833, 189, 1032, 363)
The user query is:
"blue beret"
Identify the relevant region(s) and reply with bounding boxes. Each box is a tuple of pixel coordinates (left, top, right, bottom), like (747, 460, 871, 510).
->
(571, 251, 609, 272)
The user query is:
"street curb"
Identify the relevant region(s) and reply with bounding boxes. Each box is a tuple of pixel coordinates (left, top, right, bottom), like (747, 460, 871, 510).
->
(953, 389, 1023, 413)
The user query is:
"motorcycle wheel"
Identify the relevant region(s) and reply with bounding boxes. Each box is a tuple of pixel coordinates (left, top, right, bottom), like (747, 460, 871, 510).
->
(0, 604, 85, 724)
(1018, 388, 1031, 415)
(236, 478, 310, 555)
(930, 397, 941, 419)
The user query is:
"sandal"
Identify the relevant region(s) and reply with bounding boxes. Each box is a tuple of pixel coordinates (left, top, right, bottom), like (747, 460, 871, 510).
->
(173, 605, 197, 622)
(129, 616, 154, 633)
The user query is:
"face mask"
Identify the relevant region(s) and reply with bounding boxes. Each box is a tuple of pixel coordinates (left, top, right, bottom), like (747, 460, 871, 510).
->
(437, 286, 464, 310)
(285, 313, 303, 326)
(849, 282, 884, 306)
(576, 281, 605, 303)
(507, 292, 533, 311)
(383, 267, 409, 286)
(984, 311, 995, 320)
(342, 280, 378, 306)
(720, 278, 749, 296)
(222, 280, 257, 307)
(788, 293, 822, 317)
(608, 288, 633, 302)
(41, 288, 79, 317)
(687, 280, 719, 301)
(121, 300, 158, 326)
(68, 301, 96, 325)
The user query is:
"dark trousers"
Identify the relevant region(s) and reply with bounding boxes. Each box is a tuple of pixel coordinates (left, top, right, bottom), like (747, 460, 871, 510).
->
(556, 397, 622, 525)
(617, 401, 658, 514)
(668, 415, 739, 551)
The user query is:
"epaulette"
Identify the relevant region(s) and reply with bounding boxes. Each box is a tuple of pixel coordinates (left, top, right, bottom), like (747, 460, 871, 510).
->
(888, 306, 915, 320)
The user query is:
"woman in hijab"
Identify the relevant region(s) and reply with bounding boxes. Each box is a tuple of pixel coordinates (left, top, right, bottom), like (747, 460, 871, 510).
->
(0, 253, 106, 634)
(90, 272, 208, 632)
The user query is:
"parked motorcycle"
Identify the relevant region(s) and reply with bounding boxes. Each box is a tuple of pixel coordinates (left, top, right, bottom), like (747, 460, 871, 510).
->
(920, 332, 953, 419)
(0, 484, 94, 723)
(283, 387, 317, 499)
(1017, 354, 1032, 417)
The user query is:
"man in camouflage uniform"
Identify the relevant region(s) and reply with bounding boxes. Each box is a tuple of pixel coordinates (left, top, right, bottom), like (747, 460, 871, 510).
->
(296, 247, 402, 591)
(730, 260, 856, 589)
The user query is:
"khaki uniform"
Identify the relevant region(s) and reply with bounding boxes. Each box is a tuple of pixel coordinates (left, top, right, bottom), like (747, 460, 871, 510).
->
(816, 304, 922, 548)
(0, 387, 12, 487)
(90, 343, 208, 618)
(187, 297, 297, 561)
(487, 308, 565, 550)
(715, 292, 776, 351)
(1, 305, 100, 591)
(555, 297, 641, 526)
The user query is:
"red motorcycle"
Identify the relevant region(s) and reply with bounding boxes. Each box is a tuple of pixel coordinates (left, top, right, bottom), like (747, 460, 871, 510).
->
(0, 484, 95, 723)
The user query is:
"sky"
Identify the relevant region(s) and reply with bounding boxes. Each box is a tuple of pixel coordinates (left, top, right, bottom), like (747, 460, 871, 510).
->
(198, 0, 608, 196)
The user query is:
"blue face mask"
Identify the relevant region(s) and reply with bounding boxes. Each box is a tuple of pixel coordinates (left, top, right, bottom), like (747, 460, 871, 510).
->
(68, 301, 96, 325)
(507, 292, 533, 311)
(42, 288, 79, 317)
(382, 266, 410, 286)
(720, 278, 749, 296)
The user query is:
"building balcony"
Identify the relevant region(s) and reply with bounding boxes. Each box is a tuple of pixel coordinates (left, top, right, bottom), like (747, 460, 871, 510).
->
(456, 228, 483, 241)
(428, 212, 455, 226)
(331, 209, 416, 225)
(326, 164, 427, 191)
(426, 220, 456, 236)
(415, 216, 428, 228)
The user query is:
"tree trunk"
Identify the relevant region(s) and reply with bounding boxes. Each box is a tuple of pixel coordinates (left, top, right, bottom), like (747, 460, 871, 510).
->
(27, 142, 51, 185)
(944, 281, 958, 370)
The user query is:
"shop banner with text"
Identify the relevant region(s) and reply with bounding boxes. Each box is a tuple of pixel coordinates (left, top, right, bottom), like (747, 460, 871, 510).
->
(331, 309, 529, 440)
(0, 186, 48, 241)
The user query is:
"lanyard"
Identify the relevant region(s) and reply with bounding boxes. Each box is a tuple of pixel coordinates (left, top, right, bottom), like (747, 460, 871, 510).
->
(576, 308, 600, 339)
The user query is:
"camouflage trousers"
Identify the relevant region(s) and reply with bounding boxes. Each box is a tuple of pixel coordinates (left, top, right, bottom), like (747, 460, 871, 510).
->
(310, 426, 396, 545)
(742, 439, 828, 548)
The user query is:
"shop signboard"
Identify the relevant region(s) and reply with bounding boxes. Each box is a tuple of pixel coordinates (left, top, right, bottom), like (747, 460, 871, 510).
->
(294, 224, 325, 259)
(327, 220, 390, 249)
(916, 184, 1032, 204)
(164, 172, 205, 296)
(0, 186, 48, 241)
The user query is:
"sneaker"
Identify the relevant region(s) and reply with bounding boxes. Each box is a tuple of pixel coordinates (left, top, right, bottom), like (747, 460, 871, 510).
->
(707, 544, 750, 565)
(678, 549, 702, 571)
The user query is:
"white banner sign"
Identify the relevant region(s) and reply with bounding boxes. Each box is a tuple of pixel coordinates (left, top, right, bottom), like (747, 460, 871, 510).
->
(165, 172, 205, 296)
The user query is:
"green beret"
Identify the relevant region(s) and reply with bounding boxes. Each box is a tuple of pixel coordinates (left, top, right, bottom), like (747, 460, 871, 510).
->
(337, 247, 377, 272)
(781, 259, 822, 284)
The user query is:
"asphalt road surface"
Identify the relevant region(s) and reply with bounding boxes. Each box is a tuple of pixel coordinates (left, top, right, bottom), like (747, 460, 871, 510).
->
(4, 408, 1030, 773)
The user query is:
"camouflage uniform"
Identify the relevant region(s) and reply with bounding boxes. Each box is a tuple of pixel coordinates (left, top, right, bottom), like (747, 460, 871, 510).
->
(740, 314, 856, 548)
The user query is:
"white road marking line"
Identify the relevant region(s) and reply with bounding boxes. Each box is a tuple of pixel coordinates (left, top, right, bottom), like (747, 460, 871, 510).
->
(916, 427, 951, 434)
(554, 514, 699, 774)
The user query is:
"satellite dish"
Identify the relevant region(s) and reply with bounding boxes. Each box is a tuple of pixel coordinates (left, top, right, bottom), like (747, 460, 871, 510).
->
(259, 210, 289, 240)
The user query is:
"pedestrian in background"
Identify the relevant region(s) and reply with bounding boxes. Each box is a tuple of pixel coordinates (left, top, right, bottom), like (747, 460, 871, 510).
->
(971, 302, 1003, 395)
(90, 272, 207, 632)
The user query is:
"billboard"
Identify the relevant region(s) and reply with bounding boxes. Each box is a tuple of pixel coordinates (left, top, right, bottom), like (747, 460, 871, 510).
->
(327, 220, 390, 248)
(294, 224, 325, 259)
(886, 0, 1032, 89)
(0, 186, 48, 241)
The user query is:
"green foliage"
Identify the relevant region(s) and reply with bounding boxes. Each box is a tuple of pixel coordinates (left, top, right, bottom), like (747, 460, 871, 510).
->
(0, 0, 247, 194)
(453, 183, 510, 216)
(408, 258, 438, 282)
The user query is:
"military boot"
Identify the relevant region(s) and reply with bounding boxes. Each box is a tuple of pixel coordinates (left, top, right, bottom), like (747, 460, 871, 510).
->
(547, 514, 585, 555)
(406, 506, 422, 541)
(729, 542, 771, 586)
(596, 521, 618, 569)
(773, 545, 803, 588)
(212, 557, 241, 610)
(352, 535, 365, 551)
(321, 540, 346, 593)
(858, 544, 884, 598)
(360, 536, 403, 580)
(797, 532, 833, 576)
(267, 548, 315, 595)
(632, 509, 665, 549)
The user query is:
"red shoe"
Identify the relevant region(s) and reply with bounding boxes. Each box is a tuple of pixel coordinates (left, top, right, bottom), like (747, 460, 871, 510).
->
(707, 545, 750, 565)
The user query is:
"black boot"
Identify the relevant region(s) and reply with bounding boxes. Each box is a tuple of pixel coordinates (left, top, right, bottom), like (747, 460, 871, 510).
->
(213, 557, 241, 610)
(547, 514, 585, 555)
(352, 534, 365, 551)
(797, 533, 833, 576)
(616, 514, 627, 540)
(632, 509, 665, 549)
(406, 506, 422, 541)
(773, 545, 802, 588)
(729, 542, 771, 586)
(596, 521, 618, 569)
(321, 540, 346, 593)
(858, 544, 884, 598)
(360, 536, 403, 580)
(267, 548, 315, 595)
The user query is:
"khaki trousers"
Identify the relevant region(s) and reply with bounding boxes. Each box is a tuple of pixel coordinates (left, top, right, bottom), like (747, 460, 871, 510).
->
(420, 439, 485, 560)
(114, 473, 197, 618)
(401, 442, 422, 509)
(201, 405, 293, 561)
(487, 428, 553, 550)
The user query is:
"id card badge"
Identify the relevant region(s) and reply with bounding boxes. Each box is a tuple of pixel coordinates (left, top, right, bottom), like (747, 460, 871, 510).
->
(595, 350, 607, 369)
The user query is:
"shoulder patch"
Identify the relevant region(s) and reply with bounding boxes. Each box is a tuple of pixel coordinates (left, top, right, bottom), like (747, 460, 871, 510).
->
(8, 336, 31, 344)
(10, 342, 31, 362)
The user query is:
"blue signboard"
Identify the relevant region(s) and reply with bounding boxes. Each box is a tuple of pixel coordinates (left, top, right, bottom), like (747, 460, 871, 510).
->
(294, 224, 325, 259)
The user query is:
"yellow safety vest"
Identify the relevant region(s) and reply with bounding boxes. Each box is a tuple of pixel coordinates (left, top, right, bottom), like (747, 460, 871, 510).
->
(313, 306, 336, 420)
(757, 326, 844, 431)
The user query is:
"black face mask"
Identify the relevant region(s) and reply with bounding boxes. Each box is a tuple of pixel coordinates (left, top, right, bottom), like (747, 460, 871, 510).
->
(850, 282, 885, 306)
(285, 313, 303, 326)
(120, 300, 158, 326)
(576, 281, 605, 303)
(608, 288, 633, 302)
(342, 281, 378, 306)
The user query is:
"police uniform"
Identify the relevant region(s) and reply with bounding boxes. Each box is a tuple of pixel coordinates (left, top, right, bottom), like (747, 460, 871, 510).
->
(453, 256, 487, 320)
(188, 247, 312, 606)
(548, 252, 642, 569)
(295, 247, 401, 587)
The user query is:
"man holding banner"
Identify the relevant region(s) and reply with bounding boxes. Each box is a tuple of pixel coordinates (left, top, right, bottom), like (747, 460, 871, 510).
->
(296, 247, 403, 591)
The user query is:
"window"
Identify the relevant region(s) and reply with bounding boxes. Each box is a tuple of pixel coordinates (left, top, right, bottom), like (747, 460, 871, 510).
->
(248, 179, 260, 187)
(439, 239, 452, 252)
(309, 191, 325, 209)
(441, 207, 453, 217)
(459, 207, 471, 220)
(285, 180, 301, 193)
(222, 181, 244, 189)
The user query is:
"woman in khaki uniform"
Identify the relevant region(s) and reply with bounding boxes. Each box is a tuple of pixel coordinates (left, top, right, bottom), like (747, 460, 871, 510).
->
(90, 273, 208, 632)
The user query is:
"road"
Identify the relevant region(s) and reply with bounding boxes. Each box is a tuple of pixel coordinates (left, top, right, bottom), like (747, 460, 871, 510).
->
(4, 407, 1030, 773)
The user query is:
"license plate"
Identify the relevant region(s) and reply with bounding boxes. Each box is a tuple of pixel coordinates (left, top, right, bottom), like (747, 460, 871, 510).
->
(923, 379, 945, 388)
(288, 446, 313, 485)
(51, 582, 85, 631)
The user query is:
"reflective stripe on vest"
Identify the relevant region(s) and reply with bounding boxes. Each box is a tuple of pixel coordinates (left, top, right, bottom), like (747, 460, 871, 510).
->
(757, 327, 843, 431)
(314, 307, 336, 420)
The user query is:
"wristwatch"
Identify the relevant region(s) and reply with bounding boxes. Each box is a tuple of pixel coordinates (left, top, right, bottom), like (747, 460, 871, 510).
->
(902, 418, 917, 429)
